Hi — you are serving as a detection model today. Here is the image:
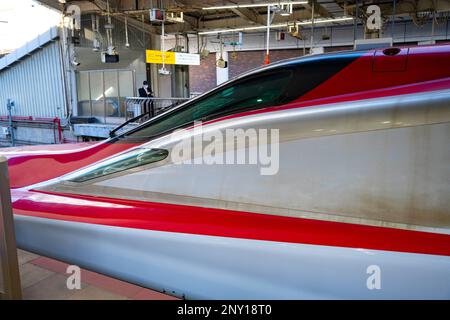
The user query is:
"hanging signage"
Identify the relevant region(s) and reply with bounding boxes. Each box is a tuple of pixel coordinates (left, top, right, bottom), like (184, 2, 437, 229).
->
(150, 8, 165, 22)
(174, 52, 200, 65)
(146, 50, 175, 64)
(146, 50, 200, 65)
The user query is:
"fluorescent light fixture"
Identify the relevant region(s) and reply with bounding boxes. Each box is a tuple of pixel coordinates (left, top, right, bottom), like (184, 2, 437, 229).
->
(202, 1, 307, 10)
(274, 3, 294, 16)
(297, 16, 354, 25)
(198, 17, 354, 35)
(199, 23, 286, 35)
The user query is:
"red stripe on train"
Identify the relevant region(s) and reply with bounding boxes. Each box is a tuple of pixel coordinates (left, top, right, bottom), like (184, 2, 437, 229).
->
(12, 189, 450, 257)
(295, 46, 450, 103)
(4, 142, 138, 188)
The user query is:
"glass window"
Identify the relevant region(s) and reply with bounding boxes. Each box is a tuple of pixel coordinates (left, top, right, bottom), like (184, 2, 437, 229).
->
(104, 71, 118, 98)
(69, 148, 169, 182)
(90, 72, 104, 101)
(77, 70, 135, 120)
(77, 72, 90, 101)
(77, 72, 91, 116)
(104, 71, 119, 117)
(90, 72, 104, 117)
(124, 69, 294, 140)
(119, 71, 134, 118)
(119, 71, 134, 97)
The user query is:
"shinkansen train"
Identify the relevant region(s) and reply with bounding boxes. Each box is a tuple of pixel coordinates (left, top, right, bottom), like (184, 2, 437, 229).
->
(2, 44, 450, 299)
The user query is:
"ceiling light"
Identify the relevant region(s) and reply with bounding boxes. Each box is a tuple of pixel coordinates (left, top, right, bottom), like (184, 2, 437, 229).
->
(297, 16, 354, 25)
(198, 23, 287, 35)
(198, 17, 354, 35)
(202, 1, 307, 10)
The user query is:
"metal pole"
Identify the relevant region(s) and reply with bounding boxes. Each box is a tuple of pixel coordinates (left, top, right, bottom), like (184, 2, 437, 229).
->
(0, 156, 22, 300)
(141, 14, 145, 47)
(355, 0, 359, 41)
(265, 5, 271, 64)
(6, 99, 15, 147)
(446, 16, 449, 40)
(125, 16, 130, 48)
(431, 9, 436, 41)
(102, 72, 106, 124)
(310, 1, 315, 53)
(162, 20, 165, 69)
(391, 0, 396, 39)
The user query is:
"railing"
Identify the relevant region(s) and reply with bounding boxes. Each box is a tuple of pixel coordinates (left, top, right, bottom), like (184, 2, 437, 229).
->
(109, 112, 152, 138)
(124, 97, 190, 121)
(109, 97, 190, 137)
(0, 116, 63, 146)
(0, 156, 22, 300)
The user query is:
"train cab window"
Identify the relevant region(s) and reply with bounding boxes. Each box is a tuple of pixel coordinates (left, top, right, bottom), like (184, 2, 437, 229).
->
(118, 52, 359, 142)
(122, 69, 295, 140)
(69, 148, 168, 182)
(190, 69, 294, 120)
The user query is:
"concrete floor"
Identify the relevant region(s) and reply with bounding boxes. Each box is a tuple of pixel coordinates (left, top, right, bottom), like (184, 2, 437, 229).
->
(17, 249, 178, 300)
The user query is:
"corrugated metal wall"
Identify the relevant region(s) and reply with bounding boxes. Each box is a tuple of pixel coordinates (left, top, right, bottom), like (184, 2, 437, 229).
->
(0, 41, 65, 119)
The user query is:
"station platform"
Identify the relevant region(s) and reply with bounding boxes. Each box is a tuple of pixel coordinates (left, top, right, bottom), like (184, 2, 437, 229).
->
(73, 123, 139, 139)
(17, 249, 178, 300)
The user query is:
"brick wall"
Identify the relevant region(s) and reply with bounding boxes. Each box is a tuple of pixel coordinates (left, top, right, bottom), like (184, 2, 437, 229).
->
(189, 53, 216, 94)
(189, 47, 353, 94)
(324, 45, 353, 52)
(228, 49, 308, 79)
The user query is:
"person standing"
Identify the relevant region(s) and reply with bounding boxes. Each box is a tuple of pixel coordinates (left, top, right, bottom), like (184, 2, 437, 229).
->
(138, 81, 153, 97)
(138, 81, 154, 116)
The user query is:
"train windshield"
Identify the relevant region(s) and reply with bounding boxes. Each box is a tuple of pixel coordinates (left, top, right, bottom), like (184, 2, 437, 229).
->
(118, 53, 359, 142)
(69, 148, 169, 182)
(120, 68, 296, 141)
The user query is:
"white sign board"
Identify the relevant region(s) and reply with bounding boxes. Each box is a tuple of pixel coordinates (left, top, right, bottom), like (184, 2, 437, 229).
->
(174, 52, 200, 66)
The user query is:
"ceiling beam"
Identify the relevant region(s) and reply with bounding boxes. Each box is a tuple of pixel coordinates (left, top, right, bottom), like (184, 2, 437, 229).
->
(91, 0, 157, 34)
(336, 0, 450, 16)
(34, 0, 351, 35)
(164, 7, 339, 34)
(230, 7, 266, 25)
(303, 0, 333, 18)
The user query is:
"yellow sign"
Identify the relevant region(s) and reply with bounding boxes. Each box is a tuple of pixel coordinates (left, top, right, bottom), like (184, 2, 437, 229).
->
(146, 50, 175, 64)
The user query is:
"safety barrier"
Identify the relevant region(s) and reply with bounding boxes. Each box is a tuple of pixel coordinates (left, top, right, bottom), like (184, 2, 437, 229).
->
(124, 97, 190, 122)
(108, 97, 192, 137)
(0, 116, 63, 146)
(0, 156, 22, 300)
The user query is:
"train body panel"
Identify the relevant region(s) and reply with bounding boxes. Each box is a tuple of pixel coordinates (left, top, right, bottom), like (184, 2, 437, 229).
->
(2, 44, 450, 299)
(15, 215, 450, 300)
(40, 87, 450, 231)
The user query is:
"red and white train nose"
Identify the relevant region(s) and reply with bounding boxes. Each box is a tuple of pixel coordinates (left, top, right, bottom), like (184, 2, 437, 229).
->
(3, 44, 450, 299)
